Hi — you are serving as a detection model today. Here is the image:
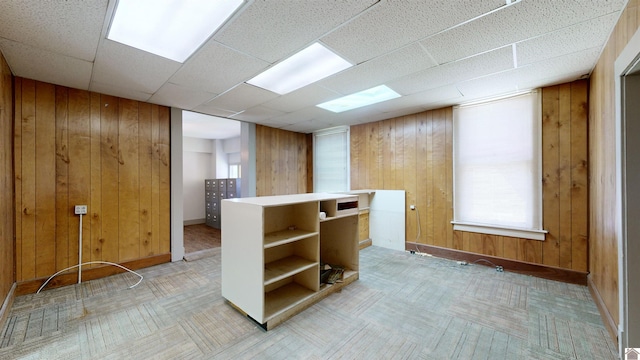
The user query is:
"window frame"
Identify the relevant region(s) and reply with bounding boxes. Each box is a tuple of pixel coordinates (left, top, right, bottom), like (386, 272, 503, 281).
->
(451, 91, 547, 241)
(313, 126, 350, 193)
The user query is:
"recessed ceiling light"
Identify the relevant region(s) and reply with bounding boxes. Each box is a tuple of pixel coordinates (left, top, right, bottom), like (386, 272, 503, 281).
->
(317, 85, 401, 113)
(247, 43, 352, 95)
(108, 0, 244, 63)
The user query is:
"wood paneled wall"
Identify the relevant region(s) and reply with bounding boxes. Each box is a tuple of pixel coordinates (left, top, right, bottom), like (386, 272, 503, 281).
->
(350, 80, 588, 271)
(14, 78, 171, 283)
(256, 125, 309, 196)
(588, 0, 640, 335)
(0, 50, 15, 306)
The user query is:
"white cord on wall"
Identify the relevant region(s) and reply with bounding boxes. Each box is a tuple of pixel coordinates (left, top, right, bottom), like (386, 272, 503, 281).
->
(36, 207, 144, 294)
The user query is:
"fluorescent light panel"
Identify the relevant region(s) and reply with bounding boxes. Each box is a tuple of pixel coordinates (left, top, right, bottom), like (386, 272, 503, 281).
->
(247, 43, 352, 95)
(317, 85, 401, 113)
(108, 0, 243, 63)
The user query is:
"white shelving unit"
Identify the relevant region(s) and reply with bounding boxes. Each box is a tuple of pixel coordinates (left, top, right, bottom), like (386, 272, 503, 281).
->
(221, 193, 359, 330)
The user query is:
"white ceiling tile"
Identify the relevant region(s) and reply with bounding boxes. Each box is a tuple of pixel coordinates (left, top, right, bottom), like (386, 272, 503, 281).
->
(262, 85, 340, 113)
(0, 0, 107, 61)
(388, 46, 514, 95)
(0, 38, 92, 89)
(269, 107, 329, 125)
(182, 111, 241, 139)
(514, 47, 601, 84)
(89, 81, 152, 102)
(456, 71, 520, 100)
(204, 84, 279, 113)
(230, 105, 285, 122)
(317, 43, 438, 95)
(214, 0, 377, 63)
(92, 40, 182, 94)
(517, 13, 619, 66)
(421, 0, 624, 64)
(149, 83, 217, 110)
(399, 85, 463, 108)
(191, 103, 239, 118)
(170, 41, 269, 94)
(322, 0, 506, 64)
(280, 119, 335, 134)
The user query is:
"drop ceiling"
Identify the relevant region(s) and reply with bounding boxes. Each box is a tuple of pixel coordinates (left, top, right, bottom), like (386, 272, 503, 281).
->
(0, 0, 626, 134)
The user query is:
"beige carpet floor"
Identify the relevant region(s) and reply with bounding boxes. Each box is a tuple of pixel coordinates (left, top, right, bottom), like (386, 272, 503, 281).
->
(0, 246, 617, 359)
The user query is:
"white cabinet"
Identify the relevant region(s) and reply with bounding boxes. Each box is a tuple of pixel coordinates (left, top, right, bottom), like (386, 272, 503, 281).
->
(221, 193, 359, 330)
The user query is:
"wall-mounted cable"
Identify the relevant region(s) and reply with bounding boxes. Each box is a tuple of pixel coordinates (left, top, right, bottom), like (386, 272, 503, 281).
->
(36, 206, 144, 294)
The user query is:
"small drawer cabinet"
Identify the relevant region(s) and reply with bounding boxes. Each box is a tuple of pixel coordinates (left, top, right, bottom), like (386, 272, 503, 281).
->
(205, 178, 241, 229)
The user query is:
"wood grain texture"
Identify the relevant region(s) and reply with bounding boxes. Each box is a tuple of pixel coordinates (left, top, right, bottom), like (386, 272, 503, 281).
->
(255, 125, 309, 196)
(13, 78, 171, 283)
(350, 81, 588, 272)
(0, 52, 14, 313)
(588, 0, 640, 335)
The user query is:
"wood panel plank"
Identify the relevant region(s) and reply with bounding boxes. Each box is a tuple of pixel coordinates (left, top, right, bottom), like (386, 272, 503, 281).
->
(432, 109, 447, 247)
(100, 95, 119, 262)
(558, 84, 573, 269)
(416, 112, 428, 244)
(20, 79, 36, 281)
(68, 89, 91, 268)
(394, 118, 404, 188)
(350, 125, 361, 190)
(34, 82, 56, 277)
(518, 238, 542, 264)
(13, 76, 22, 281)
(542, 86, 560, 267)
(138, 102, 152, 256)
(150, 105, 160, 256)
(570, 80, 588, 272)
(425, 111, 435, 246)
(89, 92, 102, 263)
(157, 106, 170, 254)
(404, 115, 417, 243)
(54, 86, 69, 271)
(381, 119, 394, 190)
(118, 98, 140, 262)
(467, 232, 483, 254)
(444, 107, 454, 248)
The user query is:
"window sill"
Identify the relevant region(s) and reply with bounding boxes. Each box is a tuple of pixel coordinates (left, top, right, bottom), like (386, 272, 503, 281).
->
(451, 221, 547, 241)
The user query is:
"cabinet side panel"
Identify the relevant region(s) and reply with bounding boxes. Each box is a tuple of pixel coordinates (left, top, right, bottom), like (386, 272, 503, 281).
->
(221, 201, 265, 321)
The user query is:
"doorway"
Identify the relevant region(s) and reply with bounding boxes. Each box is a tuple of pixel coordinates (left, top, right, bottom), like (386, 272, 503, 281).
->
(615, 29, 640, 356)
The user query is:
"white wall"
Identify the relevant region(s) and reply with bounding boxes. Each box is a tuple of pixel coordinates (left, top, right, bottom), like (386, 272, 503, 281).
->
(183, 137, 214, 223)
(183, 136, 242, 223)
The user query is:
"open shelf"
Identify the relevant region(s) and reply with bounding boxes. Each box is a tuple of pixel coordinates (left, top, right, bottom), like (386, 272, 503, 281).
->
(264, 256, 318, 285)
(222, 193, 359, 329)
(319, 212, 358, 223)
(264, 229, 318, 248)
(264, 282, 315, 321)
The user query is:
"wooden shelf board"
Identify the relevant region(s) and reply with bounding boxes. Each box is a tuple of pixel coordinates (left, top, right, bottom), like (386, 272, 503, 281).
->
(264, 229, 318, 248)
(264, 282, 315, 320)
(262, 270, 359, 328)
(320, 213, 358, 223)
(264, 256, 318, 285)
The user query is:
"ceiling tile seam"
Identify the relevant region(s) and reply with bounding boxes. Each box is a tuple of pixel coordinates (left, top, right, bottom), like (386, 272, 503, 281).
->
(587, 9, 626, 78)
(411, 0, 514, 50)
(417, 42, 439, 67)
(389, 44, 516, 90)
(0, 35, 97, 65)
(511, 10, 624, 48)
(88, 0, 118, 89)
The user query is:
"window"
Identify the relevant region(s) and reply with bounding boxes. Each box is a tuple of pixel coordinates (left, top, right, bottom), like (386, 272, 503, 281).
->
(229, 164, 241, 178)
(314, 126, 349, 193)
(452, 91, 546, 240)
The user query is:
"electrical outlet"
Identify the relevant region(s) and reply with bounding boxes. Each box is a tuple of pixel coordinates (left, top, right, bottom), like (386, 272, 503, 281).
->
(74, 205, 87, 215)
